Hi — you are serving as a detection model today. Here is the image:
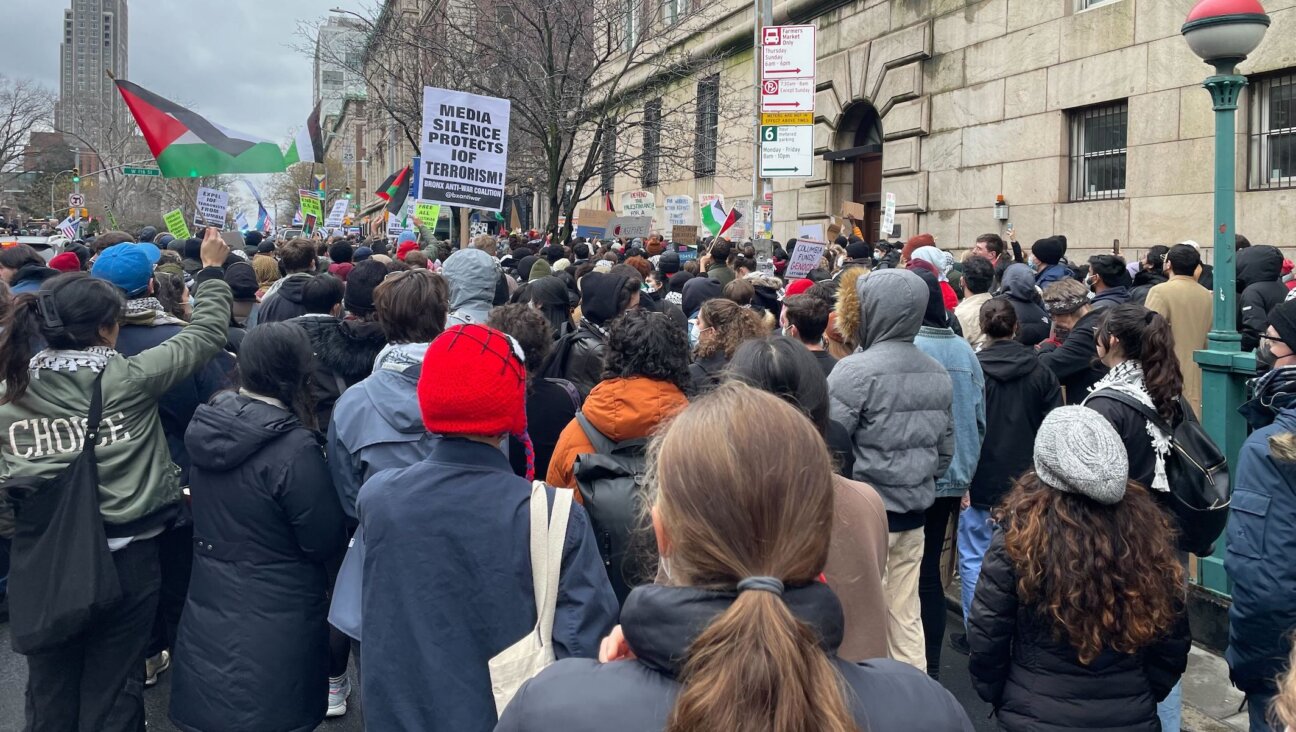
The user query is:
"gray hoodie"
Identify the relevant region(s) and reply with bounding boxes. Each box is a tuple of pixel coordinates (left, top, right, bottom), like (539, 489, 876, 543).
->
(828, 269, 955, 527)
(443, 248, 500, 327)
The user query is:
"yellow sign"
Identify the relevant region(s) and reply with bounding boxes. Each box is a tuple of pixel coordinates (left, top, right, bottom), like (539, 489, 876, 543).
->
(761, 111, 813, 126)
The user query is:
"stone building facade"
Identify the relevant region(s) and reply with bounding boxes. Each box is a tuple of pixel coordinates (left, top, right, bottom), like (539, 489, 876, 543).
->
(593, 0, 1296, 257)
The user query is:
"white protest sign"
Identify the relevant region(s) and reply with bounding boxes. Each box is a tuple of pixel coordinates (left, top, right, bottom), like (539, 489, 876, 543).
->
(728, 198, 753, 240)
(194, 187, 229, 228)
(797, 223, 824, 241)
(608, 216, 653, 239)
(881, 191, 896, 239)
(786, 239, 827, 280)
(325, 199, 349, 229)
(665, 195, 693, 227)
(621, 190, 655, 219)
(386, 197, 415, 240)
(419, 87, 511, 212)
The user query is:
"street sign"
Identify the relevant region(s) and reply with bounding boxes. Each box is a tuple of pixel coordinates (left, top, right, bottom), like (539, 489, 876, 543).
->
(760, 77, 814, 113)
(762, 111, 814, 126)
(761, 25, 816, 79)
(122, 166, 160, 177)
(759, 125, 813, 178)
(67, 193, 84, 207)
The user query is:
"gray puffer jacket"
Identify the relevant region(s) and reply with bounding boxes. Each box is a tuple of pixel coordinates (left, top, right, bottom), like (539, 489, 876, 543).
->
(828, 268, 954, 527)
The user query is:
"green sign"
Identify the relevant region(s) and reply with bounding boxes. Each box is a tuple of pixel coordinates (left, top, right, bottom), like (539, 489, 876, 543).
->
(122, 166, 160, 177)
(299, 191, 323, 220)
(163, 209, 192, 240)
(760, 126, 779, 142)
(414, 201, 441, 224)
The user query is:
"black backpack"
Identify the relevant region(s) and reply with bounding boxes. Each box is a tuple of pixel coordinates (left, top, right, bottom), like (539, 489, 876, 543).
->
(540, 327, 602, 382)
(571, 413, 653, 605)
(1086, 391, 1230, 555)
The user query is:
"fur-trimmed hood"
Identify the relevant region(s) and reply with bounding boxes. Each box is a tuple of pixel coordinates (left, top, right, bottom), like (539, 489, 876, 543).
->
(834, 267, 868, 351)
(292, 315, 388, 385)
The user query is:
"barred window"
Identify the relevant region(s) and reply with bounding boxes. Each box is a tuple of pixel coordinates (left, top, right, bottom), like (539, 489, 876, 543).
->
(1249, 71, 1296, 191)
(661, 0, 687, 26)
(642, 99, 661, 187)
(622, 0, 641, 52)
(1068, 101, 1127, 201)
(694, 74, 719, 178)
(601, 120, 617, 193)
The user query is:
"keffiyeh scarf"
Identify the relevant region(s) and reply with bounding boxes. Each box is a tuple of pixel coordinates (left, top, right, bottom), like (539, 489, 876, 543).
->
(29, 346, 118, 376)
(1089, 360, 1171, 493)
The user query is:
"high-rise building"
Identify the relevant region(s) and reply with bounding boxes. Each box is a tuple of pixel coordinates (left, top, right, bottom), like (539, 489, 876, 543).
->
(313, 17, 366, 130)
(56, 0, 129, 157)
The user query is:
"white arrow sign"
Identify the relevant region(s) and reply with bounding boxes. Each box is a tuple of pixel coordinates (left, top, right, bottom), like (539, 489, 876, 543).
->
(760, 125, 813, 178)
(761, 25, 816, 79)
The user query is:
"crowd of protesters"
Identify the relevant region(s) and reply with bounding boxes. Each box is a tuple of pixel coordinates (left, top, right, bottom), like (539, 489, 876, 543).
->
(0, 219, 1294, 732)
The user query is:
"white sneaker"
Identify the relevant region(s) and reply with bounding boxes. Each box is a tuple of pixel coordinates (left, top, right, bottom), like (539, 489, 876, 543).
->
(144, 650, 170, 688)
(327, 675, 350, 718)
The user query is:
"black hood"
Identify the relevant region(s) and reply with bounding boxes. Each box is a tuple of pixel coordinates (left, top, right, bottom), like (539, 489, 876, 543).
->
(1237, 245, 1284, 291)
(977, 338, 1046, 381)
(12, 263, 57, 287)
(293, 316, 387, 384)
(275, 273, 311, 305)
(185, 392, 299, 471)
(580, 272, 629, 325)
(621, 582, 844, 679)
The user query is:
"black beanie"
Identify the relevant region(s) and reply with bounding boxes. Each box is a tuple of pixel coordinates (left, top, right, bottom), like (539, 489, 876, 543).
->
(1031, 237, 1064, 266)
(244, 231, 264, 250)
(659, 251, 681, 275)
(912, 268, 947, 328)
(183, 237, 202, 261)
(1270, 299, 1296, 351)
(223, 262, 258, 301)
(345, 260, 388, 317)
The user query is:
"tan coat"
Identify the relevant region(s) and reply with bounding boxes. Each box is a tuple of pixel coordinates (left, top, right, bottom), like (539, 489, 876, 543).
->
(824, 475, 891, 662)
(1145, 275, 1213, 416)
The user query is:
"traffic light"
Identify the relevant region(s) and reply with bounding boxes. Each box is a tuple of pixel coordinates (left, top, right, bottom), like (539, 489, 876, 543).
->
(71, 168, 80, 184)
(344, 187, 352, 199)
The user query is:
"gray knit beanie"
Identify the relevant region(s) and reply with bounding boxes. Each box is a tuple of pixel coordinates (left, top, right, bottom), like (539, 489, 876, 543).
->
(1033, 406, 1129, 505)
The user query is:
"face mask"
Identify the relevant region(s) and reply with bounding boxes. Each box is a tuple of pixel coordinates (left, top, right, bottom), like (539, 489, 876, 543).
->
(874, 250, 883, 260)
(1054, 326, 1072, 342)
(1027, 254, 1038, 268)
(688, 320, 700, 349)
(1258, 339, 1278, 369)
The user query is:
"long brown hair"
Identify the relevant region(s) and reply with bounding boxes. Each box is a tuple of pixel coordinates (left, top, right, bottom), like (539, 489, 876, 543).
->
(695, 299, 763, 360)
(651, 383, 859, 732)
(996, 473, 1184, 664)
(1096, 303, 1183, 422)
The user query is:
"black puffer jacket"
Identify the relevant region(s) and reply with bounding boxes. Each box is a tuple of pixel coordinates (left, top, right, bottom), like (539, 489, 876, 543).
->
(169, 392, 347, 732)
(497, 583, 975, 732)
(968, 530, 1191, 732)
(1037, 308, 1108, 403)
(290, 315, 387, 427)
(970, 340, 1061, 509)
(1237, 245, 1288, 351)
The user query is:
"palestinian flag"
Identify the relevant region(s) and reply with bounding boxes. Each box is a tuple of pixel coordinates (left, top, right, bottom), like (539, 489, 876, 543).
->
(701, 199, 741, 238)
(114, 78, 287, 178)
(284, 105, 324, 166)
(375, 166, 413, 214)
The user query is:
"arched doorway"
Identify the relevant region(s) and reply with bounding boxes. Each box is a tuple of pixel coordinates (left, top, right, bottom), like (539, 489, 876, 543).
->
(826, 102, 884, 240)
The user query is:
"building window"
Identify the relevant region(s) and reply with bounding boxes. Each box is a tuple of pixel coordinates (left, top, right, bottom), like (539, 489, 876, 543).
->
(661, 0, 687, 26)
(1249, 71, 1296, 191)
(642, 99, 661, 187)
(1068, 101, 1127, 201)
(601, 120, 617, 192)
(694, 74, 719, 178)
(322, 70, 344, 88)
(622, 0, 641, 52)
(1077, 0, 1120, 9)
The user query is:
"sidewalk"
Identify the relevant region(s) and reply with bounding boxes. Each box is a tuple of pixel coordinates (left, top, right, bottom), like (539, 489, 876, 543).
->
(1183, 643, 1248, 732)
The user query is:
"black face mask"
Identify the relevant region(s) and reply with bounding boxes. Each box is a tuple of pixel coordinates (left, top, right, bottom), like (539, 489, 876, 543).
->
(1258, 338, 1278, 369)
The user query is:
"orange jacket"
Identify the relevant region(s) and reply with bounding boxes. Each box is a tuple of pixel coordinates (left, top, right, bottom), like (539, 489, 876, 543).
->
(546, 376, 689, 490)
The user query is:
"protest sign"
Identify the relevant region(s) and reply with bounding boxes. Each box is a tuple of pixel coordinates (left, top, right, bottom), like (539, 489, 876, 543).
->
(325, 199, 349, 229)
(419, 87, 511, 211)
(163, 209, 192, 240)
(728, 198, 752, 240)
(608, 216, 652, 239)
(665, 195, 693, 227)
(827, 222, 843, 241)
(881, 192, 896, 239)
(194, 187, 228, 228)
(576, 208, 612, 238)
(841, 201, 865, 221)
(621, 191, 655, 220)
(797, 223, 824, 242)
(677, 244, 698, 263)
(414, 200, 441, 224)
(299, 190, 324, 221)
(302, 214, 317, 238)
(671, 225, 698, 245)
(786, 239, 827, 280)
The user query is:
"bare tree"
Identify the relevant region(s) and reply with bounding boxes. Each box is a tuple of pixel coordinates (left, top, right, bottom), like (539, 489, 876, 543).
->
(264, 158, 350, 227)
(307, 0, 747, 237)
(0, 76, 54, 175)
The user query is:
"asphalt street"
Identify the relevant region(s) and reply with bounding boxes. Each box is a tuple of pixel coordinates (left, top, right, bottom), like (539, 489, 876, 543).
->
(0, 612, 994, 731)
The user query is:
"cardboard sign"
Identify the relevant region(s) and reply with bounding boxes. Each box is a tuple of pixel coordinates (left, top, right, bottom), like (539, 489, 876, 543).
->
(671, 225, 698, 245)
(414, 200, 441, 224)
(299, 190, 324, 221)
(194, 187, 229, 228)
(608, 216, 652, 239)
(827, 223, 843, 241)
(786, 239, 827, 280)
(841, 201, 865, 221)
(419, 87, 512, 211)
(163, 209, 192, 240)
(575, 208, 611, 238)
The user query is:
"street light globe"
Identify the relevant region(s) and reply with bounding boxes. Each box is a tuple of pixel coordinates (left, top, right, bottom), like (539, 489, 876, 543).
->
(1182, 0, 1271, 65)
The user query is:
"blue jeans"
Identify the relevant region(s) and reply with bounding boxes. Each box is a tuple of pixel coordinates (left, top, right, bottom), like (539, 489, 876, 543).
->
(1157, 681, 1182, 732)
(1248, 691, 1276, 732)
(957, 505, 994, 625)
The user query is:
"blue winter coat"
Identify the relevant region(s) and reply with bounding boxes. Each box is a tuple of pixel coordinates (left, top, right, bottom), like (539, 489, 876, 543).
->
(1226, 407, 1296, 694)
(358, 437, 619, 732)
(915, 325, 985, 497)
(1034, 263, 1073, 290)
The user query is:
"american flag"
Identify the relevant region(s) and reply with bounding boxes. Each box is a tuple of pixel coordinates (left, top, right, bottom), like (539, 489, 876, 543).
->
(57, 215, 80, 240)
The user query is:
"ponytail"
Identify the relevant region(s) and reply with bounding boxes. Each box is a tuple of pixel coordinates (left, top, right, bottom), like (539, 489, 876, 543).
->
(1097, 304, 1183, 422)
(0, 295, 45, 405)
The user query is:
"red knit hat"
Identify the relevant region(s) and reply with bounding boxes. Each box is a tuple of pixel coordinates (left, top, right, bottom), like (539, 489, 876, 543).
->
(48, 252, 81, 273)
(418, 325, 534, 477)
(784, 277, 816, 298)
(396, 240, 420, 261)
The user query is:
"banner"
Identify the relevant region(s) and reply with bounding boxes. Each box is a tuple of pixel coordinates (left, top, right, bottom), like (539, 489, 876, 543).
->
(665, 195, 693, 227)
(608, 216, 652, 239)
(194, 187, 229, 228)
(163, 209, 192, 240)
(419, 87, 511, 211)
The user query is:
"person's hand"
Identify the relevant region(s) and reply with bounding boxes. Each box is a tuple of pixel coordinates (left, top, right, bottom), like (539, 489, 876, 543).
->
(961, 492, 971, 510)
(412, 215, 424, 228)
(200, 227, 229, 268)
(598, 625, 635, 663)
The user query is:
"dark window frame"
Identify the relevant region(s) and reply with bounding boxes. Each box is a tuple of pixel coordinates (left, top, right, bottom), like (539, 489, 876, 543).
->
(694, 74, 719, 178)
(642, 99, 662, 187)
(1248, 69, 1296, 191)
(1068, 100, 1128, 202)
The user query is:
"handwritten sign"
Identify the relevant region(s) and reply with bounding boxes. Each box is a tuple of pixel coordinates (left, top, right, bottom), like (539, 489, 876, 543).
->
(786, 239, 827, 280)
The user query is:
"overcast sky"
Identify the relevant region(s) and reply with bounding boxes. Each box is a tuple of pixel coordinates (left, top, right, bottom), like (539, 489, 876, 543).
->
(9, 0, 373, 143)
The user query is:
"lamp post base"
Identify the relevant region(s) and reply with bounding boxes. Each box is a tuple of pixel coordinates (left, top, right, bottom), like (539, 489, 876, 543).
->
(1194, 344, 1254, 595)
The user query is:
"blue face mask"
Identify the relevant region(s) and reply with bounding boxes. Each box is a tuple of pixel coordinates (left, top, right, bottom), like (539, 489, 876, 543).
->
(688, 320, 700, 349)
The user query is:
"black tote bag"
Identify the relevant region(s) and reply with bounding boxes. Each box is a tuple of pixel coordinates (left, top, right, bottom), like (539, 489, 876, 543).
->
(5, 370, 122, 654)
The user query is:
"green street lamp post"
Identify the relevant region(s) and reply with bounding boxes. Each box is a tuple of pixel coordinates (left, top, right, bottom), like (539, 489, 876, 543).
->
(1182, 0, 1270, 593)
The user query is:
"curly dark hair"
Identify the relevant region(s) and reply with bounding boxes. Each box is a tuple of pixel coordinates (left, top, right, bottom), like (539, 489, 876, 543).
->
(695, 299, 765, 361)
(603, 308, 691, 392)
(1096, 303, 1183, 422)
(487, 303, 553, 380)
(996, 473, 1184, 665)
